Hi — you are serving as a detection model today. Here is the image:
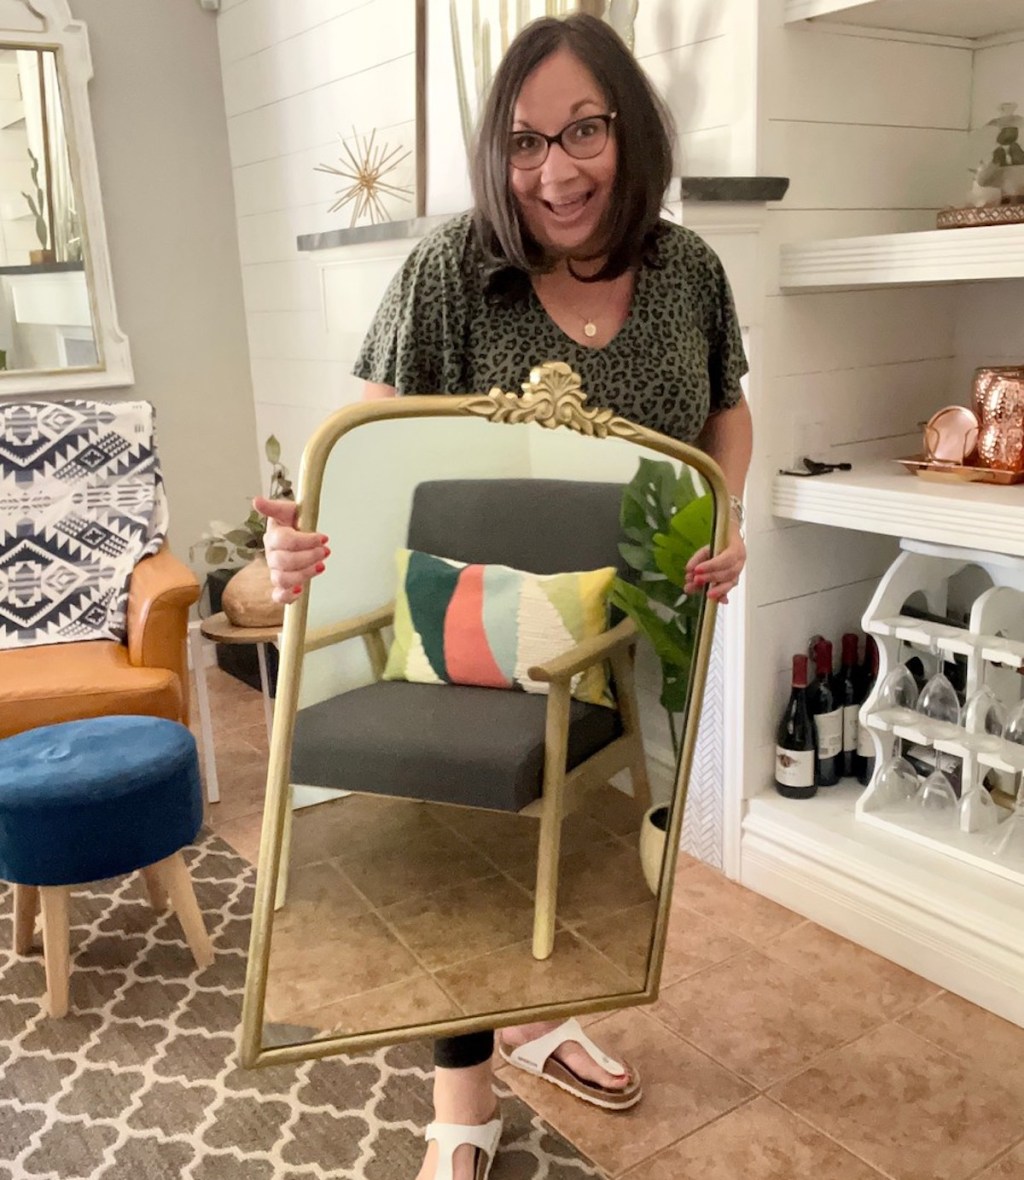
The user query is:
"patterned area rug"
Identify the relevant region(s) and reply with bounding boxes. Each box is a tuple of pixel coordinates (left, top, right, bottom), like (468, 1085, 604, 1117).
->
(0, 833, 605, 1179)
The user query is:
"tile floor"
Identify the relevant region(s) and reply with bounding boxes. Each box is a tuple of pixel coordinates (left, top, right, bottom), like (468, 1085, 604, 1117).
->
(197, 665, 1024, 1180)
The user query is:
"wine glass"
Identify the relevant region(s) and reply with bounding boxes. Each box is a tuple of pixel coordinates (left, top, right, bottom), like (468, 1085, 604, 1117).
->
(962, 686, 1006, 751)
(987, 699, 1024, 863)
(915, 672, 961, 727)
(959, 777, 1000, 833)
(871, 756, 919, 811)
(915, 769, 958, 825)
(874, 664, 918, 725)
(1003, 698, 1024, 747)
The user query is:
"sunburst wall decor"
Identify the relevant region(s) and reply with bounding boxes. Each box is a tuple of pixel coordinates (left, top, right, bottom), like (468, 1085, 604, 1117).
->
(315, 128, 412, 227)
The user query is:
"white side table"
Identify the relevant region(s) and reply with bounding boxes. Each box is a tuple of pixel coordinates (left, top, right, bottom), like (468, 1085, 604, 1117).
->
(188, 612, 280, 804)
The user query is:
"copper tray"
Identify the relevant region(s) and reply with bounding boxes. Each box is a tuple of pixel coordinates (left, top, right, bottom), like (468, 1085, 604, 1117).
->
(937, 204, 1024, 230)
(896, 454, 1024, 485)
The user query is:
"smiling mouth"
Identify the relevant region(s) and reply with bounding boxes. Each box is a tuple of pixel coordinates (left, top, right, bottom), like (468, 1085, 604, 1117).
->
(543, 191, 593, 218)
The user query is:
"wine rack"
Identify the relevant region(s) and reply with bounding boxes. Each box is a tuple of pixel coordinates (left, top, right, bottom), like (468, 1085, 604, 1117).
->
(858, 538, 1024, 886)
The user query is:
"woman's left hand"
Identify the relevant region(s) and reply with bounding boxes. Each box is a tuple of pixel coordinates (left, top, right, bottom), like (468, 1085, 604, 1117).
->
(683, 524, 746, 604)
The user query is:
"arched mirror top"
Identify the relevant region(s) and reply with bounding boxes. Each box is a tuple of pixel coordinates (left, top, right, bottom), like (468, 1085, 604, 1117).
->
(0, 0, 131, 393)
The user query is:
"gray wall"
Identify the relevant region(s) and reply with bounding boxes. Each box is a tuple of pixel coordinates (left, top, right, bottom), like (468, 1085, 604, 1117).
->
(71, 0, 258, 560)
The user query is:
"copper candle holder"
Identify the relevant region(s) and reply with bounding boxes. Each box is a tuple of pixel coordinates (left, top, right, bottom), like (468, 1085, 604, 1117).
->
(972, 366, 1024, 472)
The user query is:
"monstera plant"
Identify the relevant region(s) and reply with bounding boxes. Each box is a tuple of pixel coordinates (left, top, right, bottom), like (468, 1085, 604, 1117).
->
(611, 457, 713, 759)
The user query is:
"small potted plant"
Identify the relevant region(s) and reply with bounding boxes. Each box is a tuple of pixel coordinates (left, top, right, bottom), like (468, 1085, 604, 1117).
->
(192, 436, 293, 628)
(610, 457, 714, 893)
(22, 149, 54, 265)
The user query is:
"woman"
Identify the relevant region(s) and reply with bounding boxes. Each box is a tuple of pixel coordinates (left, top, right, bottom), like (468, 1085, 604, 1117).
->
(257, 14, 752, 1180)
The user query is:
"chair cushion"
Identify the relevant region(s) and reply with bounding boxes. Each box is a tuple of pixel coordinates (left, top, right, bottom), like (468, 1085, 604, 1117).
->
(383, 548, 617, 707)
(0, 641, 182, 740)
(292, 681, 622, 812)
(0, 716, 202, 886)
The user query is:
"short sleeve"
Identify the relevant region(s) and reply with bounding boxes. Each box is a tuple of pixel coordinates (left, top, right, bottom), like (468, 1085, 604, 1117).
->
(707, 252, 748, 412)
(352, 218, 470, 395)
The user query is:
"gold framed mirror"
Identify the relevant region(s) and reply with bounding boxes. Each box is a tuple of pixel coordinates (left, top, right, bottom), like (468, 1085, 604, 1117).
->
(0, 0, 131, 392)
(240, 362, 728, 1069)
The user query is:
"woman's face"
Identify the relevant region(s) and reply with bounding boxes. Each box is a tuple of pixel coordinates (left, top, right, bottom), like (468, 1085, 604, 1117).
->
(509, 48, 617, 261)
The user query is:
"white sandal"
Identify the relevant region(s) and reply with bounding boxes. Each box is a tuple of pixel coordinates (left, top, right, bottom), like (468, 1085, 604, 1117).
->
(498, 1017, 642, 1110)
(423, 1115, 503, 1180)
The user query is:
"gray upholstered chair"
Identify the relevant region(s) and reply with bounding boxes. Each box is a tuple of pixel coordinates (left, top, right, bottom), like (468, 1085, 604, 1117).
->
(290, 479, 651, 960)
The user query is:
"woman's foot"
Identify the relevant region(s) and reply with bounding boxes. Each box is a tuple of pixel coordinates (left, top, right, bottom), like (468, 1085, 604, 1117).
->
(415, 1060, 499, 1180)
(500, 1020, 632, 1091)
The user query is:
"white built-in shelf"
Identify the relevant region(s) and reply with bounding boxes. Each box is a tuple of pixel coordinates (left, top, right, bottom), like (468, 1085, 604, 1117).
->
(772, 460, 1024, 556)
(780, 224, 1024, 290)
(785, 0, 1024, 42)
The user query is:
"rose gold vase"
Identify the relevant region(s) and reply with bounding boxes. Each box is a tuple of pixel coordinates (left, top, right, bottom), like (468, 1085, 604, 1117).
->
(972, 366, 1024, 471)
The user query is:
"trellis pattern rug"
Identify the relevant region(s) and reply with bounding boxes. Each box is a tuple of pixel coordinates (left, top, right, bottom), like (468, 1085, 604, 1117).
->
(0, 400, 167, 650)
(0, 833, 605, 1179)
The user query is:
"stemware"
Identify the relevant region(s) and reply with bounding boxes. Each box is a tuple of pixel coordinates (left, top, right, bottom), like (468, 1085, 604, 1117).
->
(959, 778, 1000, 833)
(915, 672, 961, 727)
(870, 756, 919, 811)
(915, 769, 959, 824)
(874, 664, 918, 725)
(962, 686, 1006, 751)
(988, 699, 1024, 863)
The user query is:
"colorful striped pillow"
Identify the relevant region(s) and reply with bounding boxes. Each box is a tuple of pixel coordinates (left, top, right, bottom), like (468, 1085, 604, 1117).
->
(382, 549, 617, 707)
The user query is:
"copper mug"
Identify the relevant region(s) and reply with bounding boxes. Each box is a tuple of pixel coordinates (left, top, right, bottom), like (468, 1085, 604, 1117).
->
(972, 366, 1024, 472)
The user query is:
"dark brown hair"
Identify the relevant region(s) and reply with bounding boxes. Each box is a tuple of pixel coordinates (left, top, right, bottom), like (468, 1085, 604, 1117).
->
(471, 13, 675, 295)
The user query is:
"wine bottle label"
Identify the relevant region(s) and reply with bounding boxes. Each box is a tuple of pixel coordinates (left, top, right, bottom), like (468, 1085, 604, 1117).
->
(843, 705, 859, 752)
(815, 708, 843, 758)
(775, 746, 815, 788)
(857, 721, 874, 757)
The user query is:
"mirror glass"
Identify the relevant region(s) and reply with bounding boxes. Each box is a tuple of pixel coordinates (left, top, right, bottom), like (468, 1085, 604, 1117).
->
(0, 46, 97, 373)
(251, 402, 718, 1057)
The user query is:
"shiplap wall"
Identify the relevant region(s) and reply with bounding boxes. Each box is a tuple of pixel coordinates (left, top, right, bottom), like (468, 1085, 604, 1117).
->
(748, 0, 981, 797)
(215, 0, 752, 471)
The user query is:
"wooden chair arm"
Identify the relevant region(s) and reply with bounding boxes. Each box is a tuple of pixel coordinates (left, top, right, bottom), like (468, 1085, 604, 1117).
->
(527, 617, 638, 684)
(304, 602, 395, 653)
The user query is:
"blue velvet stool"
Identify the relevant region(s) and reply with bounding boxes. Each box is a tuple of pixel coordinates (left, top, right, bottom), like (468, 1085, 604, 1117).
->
(0, 715, 214, 1017)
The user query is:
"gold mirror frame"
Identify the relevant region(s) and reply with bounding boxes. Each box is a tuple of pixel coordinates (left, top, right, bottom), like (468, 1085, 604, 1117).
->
(239, 361, 729, 1069)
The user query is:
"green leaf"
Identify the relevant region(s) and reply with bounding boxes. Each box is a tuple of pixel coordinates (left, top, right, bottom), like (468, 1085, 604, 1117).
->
(610, 579, 691, 667)
(1009, 142, 1024, 166)
(265, 435, 281, 463)
(206, 544, 229, 565)
(660, 663, 691, 713)
(618, 541, 657, 571)
(224, 528, 255, 545)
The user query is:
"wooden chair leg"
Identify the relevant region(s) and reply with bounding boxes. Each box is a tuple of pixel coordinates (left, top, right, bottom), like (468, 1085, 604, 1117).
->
(13, 884, 39, 954)
(611, 647, 652, 812)
(533, 684, 572, 961)
(147, 853, 214, 969)
(141, 866, 169, 912)
(39, 887, 70, 1018)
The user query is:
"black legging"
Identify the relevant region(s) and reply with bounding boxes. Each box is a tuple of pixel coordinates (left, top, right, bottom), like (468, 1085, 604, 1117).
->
(434, 1031, 495, 1069)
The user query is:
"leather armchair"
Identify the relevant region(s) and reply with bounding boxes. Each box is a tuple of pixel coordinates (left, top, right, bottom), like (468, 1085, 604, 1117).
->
(0, 546, 200, 740)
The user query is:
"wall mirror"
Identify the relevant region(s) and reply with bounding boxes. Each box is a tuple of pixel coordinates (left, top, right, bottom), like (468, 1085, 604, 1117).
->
(0, 0, 131, 392)
(240, 363, 727, 1069)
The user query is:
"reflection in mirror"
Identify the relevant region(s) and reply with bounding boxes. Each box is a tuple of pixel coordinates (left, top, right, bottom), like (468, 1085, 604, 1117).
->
(243, 377, 724, 1064)
(0, 46, 96, 373)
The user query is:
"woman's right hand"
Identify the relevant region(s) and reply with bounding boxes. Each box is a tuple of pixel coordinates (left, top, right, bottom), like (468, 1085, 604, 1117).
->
(253, 497, 330, 604)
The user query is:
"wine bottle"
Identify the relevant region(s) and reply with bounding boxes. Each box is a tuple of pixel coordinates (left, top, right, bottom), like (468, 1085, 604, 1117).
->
(855, 636, 879, 786)
(775, 654, 817, 799)
(835, 632, 861, 778)
(808, 638, 841, 786)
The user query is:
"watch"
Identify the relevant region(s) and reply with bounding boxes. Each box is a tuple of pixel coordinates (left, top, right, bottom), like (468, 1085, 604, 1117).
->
(728, 494, 745, 532)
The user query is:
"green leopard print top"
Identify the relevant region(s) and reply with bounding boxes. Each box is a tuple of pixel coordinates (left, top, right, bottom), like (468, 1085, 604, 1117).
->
(353, 213, 747, 441)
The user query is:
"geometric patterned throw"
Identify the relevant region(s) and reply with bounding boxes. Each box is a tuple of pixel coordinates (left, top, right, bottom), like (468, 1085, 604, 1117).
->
(0, 832, 606, 1179)
(0, 400, 167, 651)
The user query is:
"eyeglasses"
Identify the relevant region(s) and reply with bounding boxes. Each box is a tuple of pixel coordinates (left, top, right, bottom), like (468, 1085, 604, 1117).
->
(509, 112, 617, 171)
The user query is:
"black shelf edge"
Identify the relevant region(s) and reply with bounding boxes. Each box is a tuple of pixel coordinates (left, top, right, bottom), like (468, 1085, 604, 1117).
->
(679, 176, 790, 202)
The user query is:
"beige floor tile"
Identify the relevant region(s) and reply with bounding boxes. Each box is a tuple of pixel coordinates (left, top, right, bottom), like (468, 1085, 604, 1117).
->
(271, 861, 371, 938)
(380, 874, 536, 971)
(433, 805, 612, 873)
(435, 930, 636, 1014)
(769, 1023, 1024, 1180)
(212, 811, 263, 865)
(336, 830, 498, 909)
(505, 838, 653, 925)
(764, 921, 941, 1021)
(897, 992, 1024, 1102)
(975, 1142, 1024, 1179)
(671, 863, 805, 945)
(654, 948, 879, 1088)
(499, 1008, 753, 1176)
(265, 911, 420, 1021)
(288, 795, 451, 868)
(658, 904, 751, 987)
(581, 783, 646, 836)
(295, 973, 462, 1039)
(622, 1096, 886, 1179)
(572, 900, 657, 984)
(203, 742, 269, 823)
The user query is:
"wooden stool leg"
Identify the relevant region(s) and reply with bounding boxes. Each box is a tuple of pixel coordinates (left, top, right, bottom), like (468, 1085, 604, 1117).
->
(141, 866, 169, 912)
(148, 853, 214, 969)
(39, 887, 70, 1018)
(13, 884, 39, 954)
